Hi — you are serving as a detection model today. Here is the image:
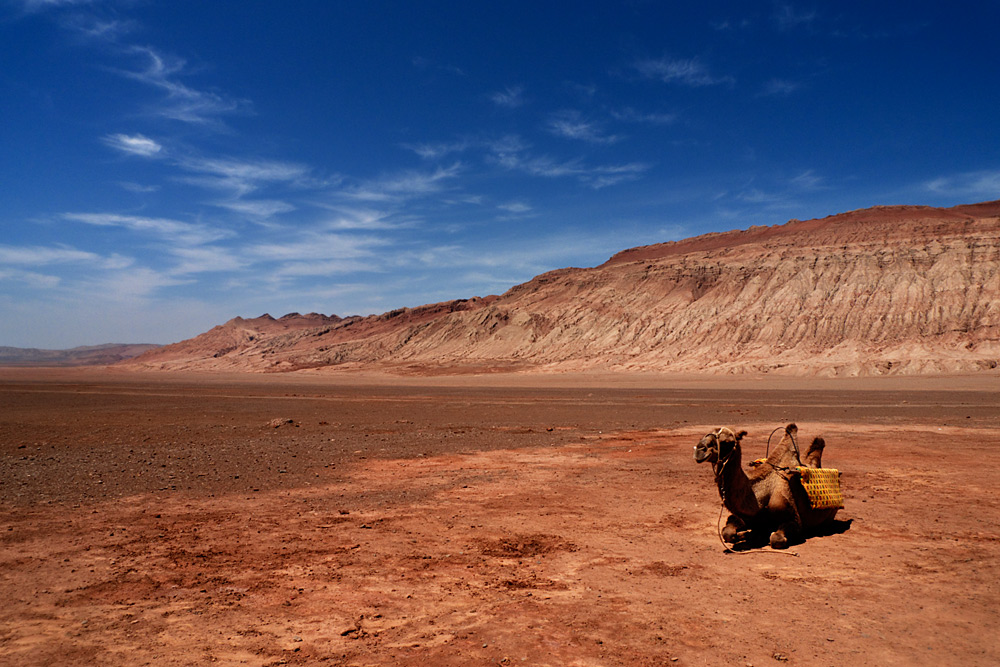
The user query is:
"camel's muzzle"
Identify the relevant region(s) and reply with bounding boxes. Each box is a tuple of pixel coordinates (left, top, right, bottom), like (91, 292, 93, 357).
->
(693, 434, 717, 463)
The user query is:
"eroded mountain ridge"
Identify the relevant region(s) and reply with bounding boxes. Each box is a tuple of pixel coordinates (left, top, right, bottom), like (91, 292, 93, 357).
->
(128, 201, 1000, 376)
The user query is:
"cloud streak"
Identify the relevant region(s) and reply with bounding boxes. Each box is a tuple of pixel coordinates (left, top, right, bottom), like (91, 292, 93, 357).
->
(337, 163, 464, 202)
(925, 170, 1000, 198)
(773, 4, 819, 31)
(63, 213, 233, 246)
(175, 155, 313, 197)
(213, 199, 296, 219)
(760, 78, 801, 97)
(103, 133, 163, 157)
(546, 110, 621, 144)
(118, 45, 250, 126)
(20, 0, 96, 11)
(488, 139, 650, 189)
(611, 108, 678, 125)
(0, 244, 104, 266)
(490, 85, 526, 108)
(634, 56, 733, 87)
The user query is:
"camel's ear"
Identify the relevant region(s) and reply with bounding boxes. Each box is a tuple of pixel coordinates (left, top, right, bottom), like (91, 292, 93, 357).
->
(736, 430, 747, 441)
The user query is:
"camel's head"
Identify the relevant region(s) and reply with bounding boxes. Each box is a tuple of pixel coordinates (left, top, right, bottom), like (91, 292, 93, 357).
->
(694, 427, 746, 464)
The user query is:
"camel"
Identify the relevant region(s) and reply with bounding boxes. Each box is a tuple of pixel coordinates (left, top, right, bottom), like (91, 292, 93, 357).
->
(693, 424, 840, 549)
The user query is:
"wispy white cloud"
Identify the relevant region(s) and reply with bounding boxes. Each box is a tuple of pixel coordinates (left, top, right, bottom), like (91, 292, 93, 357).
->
(924, 170, 1000, 198)
(546, 110, 622, 144)
(20, 0, 95, 10)
(338, 163, 463, 202)
(0, 244, 102, 266)
(27, 4, 245, 128)
(185, 156, 309, 183)
(634, 56, 733, 87)
(321, 208, 415, 231)
(402, 227, 676, 284)
(760, 78, 801, 96)
(712, 18, 753, 32)
(63, 213, 232, 246)
(583, 163, 650, 190)
(168, 246, 245, 275)
(24, 1, 245, 127)
(103, 133, 163, 157)
(119, 45, 250, 126)
(610, 107, 678, 125)
(491, 151, 583, 178)
(176, 155, 312, 196)
(773, 4, 818, 31)
(736, 188, 789, 206)
(56, 12, 136, 41)
(790, 169, 825, 190)
(213, 199, 296, 218)
(270, 258, 378, 278)
(729, 169, 828, 209)
(412, 56, 465, 77)
(118, 182, 160, 193)
(489, 143, 650, 189)
(247, 231, 383, 263)
(82, 266, 190, 301)
(490, 85, 526, 108)
(485, 134, 531, 156)
(498, 201, 532, 215)
(0, 268, 62, 289)
(0, 241, 135, 293)
(567, 82, 598, 99)
(401, 139, 472, 160)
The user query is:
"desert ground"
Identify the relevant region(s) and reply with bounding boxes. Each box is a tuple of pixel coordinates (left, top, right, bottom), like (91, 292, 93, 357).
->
(1, 368, 998, 666)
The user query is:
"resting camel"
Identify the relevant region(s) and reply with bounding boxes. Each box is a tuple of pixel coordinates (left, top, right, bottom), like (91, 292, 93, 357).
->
(693, 424, 839, 549)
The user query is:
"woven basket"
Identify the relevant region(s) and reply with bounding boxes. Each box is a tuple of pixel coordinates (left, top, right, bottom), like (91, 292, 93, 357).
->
(796, 467, 844, 510)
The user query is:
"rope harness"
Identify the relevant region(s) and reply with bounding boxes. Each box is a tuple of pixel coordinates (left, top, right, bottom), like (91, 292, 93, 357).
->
(712, 427, 799, 557)
(747, 425, 801, 479)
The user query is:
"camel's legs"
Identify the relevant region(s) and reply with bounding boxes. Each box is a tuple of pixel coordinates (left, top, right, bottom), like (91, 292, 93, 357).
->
(769, 521, 801, 549)
(721, 515, 746, 543)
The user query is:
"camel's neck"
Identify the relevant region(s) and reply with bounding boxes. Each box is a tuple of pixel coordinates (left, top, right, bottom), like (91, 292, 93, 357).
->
(714, 446, 761, 519)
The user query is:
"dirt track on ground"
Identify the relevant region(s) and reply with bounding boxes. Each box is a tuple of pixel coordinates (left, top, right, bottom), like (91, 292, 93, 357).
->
(2, 370, 998, 665)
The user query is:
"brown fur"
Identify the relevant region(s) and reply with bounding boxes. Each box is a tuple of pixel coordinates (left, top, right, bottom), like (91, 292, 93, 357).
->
(694, 424, 839, 549)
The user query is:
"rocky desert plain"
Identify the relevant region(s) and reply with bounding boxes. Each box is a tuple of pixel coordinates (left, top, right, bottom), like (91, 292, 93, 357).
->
(2, 202, 1000, 666)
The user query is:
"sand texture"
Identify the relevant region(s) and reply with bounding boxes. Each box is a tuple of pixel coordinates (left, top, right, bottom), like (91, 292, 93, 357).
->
(2, 369, 998, 665)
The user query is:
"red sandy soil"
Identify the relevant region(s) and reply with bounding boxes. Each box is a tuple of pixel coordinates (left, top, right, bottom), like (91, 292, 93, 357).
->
(2, 368, 999, 666)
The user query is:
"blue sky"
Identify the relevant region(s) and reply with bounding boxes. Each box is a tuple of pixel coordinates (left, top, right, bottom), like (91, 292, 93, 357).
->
(2, 1, 998, 348)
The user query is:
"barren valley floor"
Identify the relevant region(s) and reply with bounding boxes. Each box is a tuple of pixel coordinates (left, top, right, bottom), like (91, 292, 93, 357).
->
(1, 369, 998, 665)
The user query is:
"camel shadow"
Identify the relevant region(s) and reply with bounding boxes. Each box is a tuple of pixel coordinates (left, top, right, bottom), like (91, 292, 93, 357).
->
(726, 518, 853, 553)
(808, 518, 853, 539)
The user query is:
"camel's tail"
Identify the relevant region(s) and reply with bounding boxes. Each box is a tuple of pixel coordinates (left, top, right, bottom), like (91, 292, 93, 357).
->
(804, 436, 825, 468)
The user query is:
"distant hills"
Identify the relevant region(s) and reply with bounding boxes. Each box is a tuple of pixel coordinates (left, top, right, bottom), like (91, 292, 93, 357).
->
(115, 200, 1000, 376)
(0, 344, 161, 367)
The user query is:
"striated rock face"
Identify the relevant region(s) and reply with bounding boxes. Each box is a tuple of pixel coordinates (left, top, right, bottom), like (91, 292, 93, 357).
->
(0, 343, 161, 367)
(128, 201, 1000, 376)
